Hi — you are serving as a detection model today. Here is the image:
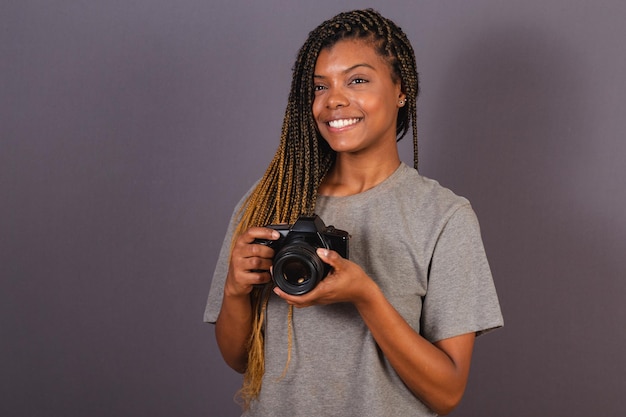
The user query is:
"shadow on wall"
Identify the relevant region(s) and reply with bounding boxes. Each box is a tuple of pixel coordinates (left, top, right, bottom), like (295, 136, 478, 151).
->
(428, 25, 626, 416)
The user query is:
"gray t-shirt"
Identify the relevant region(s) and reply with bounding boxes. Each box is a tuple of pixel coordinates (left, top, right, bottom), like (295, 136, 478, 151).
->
(205, 163, 503, 416)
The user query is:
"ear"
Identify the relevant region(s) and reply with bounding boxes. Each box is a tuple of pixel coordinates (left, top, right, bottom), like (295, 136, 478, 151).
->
(397, 91, 407, 107)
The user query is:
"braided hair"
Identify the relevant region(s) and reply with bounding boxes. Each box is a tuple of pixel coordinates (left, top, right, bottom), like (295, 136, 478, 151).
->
(234, 9, 420, 408)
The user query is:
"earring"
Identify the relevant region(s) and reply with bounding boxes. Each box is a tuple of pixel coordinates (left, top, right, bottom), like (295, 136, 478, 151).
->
(398, 99, 406, 106)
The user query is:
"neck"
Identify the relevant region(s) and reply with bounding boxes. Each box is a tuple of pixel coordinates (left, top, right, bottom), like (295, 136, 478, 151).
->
(319, 151, 401, 197)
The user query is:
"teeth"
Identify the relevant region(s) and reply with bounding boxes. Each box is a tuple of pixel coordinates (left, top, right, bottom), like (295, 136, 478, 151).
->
(328, 118, 360, 128)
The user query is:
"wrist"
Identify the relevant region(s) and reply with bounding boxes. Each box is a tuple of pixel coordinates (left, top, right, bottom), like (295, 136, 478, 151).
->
(223, 279, 252, 300)
(353, 278, 383, 311)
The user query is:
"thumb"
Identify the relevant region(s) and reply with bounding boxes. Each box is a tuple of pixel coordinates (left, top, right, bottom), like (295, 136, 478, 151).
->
(317, 247, 341, 267)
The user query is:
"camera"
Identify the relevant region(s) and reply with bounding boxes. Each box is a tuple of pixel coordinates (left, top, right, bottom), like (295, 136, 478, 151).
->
(254, 214, 349, 295)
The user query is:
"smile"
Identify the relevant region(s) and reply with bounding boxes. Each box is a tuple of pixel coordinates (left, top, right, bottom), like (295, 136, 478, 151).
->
(327, 118, 361, 129)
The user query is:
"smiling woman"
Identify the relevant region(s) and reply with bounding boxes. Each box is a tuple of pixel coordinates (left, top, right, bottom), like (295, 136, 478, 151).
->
(204, 9, 503, 416)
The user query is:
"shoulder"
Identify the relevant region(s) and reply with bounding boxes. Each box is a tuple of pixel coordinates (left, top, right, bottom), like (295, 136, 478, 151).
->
(393, 164, 470, 217)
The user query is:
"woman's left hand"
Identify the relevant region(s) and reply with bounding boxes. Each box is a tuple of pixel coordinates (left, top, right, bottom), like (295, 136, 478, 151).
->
(272, 248, 376, 307)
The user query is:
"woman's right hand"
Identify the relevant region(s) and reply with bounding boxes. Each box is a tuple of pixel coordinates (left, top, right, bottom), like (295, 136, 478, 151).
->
(224, 227, 280, 297)
(217, 226, 280, 373)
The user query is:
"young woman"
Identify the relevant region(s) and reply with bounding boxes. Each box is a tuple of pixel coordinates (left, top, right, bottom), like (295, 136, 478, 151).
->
(205, 9, 503, 416)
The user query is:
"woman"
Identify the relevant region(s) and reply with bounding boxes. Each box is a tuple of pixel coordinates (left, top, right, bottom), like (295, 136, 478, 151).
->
(205, 9, 503, 416)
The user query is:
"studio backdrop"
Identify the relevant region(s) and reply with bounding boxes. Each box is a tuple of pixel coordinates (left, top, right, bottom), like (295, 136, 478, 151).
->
(2, 1, 625, 416)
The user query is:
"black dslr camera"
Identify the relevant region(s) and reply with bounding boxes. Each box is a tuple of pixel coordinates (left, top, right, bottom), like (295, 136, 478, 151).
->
(255, 214, 349, 295)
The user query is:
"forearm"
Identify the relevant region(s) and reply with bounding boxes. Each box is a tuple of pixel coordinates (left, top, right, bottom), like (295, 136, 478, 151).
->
(354, 282, 474, 415)
(215, 290, 253, 374)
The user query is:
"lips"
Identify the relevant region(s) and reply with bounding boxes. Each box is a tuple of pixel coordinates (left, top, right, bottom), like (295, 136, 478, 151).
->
(327, 118, 362, 129)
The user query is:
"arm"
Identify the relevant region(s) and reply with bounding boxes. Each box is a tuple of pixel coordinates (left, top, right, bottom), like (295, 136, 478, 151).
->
(273, 248, 474, 415)
(214, 227, 279, 373)
(353, 281, 474, 415)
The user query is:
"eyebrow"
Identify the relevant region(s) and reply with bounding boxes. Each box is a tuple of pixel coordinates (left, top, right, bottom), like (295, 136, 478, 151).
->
(313, 63, 376, 79)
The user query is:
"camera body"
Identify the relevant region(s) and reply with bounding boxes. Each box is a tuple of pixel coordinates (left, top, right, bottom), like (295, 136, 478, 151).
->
(255, 214, 349, 295)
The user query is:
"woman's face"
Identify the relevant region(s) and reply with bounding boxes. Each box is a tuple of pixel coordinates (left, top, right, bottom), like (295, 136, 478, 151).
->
(312, 39, 405, 158)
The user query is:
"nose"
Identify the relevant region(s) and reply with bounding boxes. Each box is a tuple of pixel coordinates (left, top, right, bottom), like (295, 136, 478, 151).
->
(325, 87, 349, 109)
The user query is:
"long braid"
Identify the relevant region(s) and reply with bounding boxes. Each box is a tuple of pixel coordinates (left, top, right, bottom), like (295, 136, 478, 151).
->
(234, 9, 420, 408)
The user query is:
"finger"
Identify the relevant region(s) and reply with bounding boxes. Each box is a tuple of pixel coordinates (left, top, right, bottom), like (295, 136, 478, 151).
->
(244, 227, 281, 244)
(248, 270, 272, 286)
(316, 248, 342, 269)
(275, 285, 327, 308)
(245, 243, 275, 262)
(273, 286, 312, 307)
(244, 256, 273, 273)
(232, 237, 275, 261)
(273, 286, 291, 300)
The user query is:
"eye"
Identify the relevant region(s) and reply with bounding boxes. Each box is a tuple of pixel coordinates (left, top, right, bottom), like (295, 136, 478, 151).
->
(350, 77, 368, 85)
(313, 84, 327, 92)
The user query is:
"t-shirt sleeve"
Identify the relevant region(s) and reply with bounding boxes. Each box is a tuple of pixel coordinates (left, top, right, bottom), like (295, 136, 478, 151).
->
(420, 204, 504, 342)
(203, 188, 254, 324)
(203, 210, 238, 324)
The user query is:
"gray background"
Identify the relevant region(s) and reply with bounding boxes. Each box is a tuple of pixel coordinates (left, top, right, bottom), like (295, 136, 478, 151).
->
(2, 0, 625, 416)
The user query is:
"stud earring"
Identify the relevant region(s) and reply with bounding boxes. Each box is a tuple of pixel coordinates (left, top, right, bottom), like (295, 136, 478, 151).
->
(398, 99, 406, 106)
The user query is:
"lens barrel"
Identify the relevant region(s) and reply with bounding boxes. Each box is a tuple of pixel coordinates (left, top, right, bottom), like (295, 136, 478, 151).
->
(272, 242, 325, 295)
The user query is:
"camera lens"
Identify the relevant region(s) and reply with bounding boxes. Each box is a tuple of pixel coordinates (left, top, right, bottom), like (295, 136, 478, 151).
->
(281, 260, 310, 285)
(272, 243, 325, 295)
